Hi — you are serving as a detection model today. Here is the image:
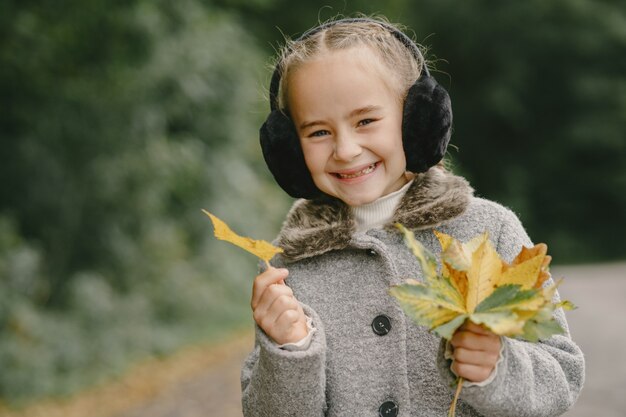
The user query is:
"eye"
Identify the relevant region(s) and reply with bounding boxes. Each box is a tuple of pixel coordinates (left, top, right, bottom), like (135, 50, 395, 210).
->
(357, 118, 375, 127)
(309, 129, 330, 138)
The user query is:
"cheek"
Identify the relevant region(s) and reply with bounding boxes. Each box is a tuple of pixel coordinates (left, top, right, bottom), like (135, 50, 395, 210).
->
(387, 149, 407, 173)
(379, 128, 406, 166)
(300, 141, 325, 174)
(391, 125, 407, 163)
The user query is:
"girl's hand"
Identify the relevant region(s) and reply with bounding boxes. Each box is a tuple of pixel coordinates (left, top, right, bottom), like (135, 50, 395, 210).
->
(251, 267, 308, 345)
(449, 321, 502, 383)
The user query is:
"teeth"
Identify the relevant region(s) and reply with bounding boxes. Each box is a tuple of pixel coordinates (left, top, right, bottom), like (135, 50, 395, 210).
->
(336, 163, 377, 179)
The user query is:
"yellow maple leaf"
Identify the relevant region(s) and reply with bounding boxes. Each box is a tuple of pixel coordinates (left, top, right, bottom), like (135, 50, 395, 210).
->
(465, 237, 503, 313)
(202, 210, 283, 263)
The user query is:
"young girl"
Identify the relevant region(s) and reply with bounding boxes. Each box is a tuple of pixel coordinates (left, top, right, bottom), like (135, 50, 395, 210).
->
(242, 17, 584, 417)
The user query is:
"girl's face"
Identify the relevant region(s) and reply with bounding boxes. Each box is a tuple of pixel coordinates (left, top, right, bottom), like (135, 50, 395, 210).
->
(287, 47, 409, 206)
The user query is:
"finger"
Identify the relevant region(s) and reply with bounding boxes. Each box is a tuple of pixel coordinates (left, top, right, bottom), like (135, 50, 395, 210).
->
(252, 284, 295, 323)
(450, 331, 500, 353)
(453, 347, 500, 367)
(450, 361, 492, 383)
(275, 306, 304, 328)
(459, 321, 492, 336)
(258, 296, 303, 344)
(251, 267, 289, 309)
(259, 281, 294, 309)
(273, 309, 308, 344)
(262, 293, 299, 327)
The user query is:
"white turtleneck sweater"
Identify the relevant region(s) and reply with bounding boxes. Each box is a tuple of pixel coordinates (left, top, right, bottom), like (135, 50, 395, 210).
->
(350, 179, 414, 232)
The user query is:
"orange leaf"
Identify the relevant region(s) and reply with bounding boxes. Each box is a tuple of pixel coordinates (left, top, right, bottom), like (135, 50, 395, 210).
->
(447, 267, 469, 301)
(512, 244, 548, 266)
(535, 255, 552, 289)
(500, 243, 550, 289)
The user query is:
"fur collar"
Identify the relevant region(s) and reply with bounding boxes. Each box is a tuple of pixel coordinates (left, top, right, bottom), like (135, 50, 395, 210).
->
(276, 167, 474, 262)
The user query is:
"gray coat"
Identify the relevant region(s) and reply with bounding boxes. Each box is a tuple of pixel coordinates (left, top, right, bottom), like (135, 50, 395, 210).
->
(241, 168, 585, 417)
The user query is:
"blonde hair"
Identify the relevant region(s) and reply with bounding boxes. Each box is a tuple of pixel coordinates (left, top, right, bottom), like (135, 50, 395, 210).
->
(276, 17, 426, 110)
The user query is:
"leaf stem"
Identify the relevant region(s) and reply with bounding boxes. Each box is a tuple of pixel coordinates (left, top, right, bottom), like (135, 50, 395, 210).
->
(264, 260, 271, 270)
(448, 377, 464, 417)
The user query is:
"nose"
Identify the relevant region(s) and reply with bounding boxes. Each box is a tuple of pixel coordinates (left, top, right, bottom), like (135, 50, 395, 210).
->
(333, 132, 362, 162)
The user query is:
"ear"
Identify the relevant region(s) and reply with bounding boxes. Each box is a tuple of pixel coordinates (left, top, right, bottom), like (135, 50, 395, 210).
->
(259, 109, 322, 199)
(402, 76, 453, 172)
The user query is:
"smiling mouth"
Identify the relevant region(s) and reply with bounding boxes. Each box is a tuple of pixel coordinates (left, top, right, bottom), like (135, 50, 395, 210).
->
(332, 162, 379, 179)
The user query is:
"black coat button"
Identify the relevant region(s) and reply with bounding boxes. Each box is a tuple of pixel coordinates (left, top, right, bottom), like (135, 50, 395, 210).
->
(366, 248, 377, 257)
(372, 314, 391, 335)
(379, 400, 398, 417)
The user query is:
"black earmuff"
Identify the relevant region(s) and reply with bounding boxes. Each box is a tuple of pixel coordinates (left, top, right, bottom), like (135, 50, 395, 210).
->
(259, 18, 453, 200)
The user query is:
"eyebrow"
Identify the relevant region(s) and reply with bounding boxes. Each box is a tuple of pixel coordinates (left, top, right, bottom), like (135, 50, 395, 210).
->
(349, 105, 383, 118)
(299, 119, 325, 131)
(298, 105, 383, 131)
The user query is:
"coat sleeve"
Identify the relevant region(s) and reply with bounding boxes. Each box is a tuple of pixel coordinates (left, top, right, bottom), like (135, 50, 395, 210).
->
(241, 302, 327, 417)
(437, 206, 585, 417)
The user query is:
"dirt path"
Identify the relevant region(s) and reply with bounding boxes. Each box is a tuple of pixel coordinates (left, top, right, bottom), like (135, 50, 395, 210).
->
(0, 330, 254, 417)
(556, 263, 626, 417)
(113, 330, 254, 417)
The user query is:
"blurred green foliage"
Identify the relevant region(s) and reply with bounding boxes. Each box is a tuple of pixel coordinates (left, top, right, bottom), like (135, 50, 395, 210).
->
(0, 0, 289, 404)
(404, 0, 626, 262)
(0, 0, 624, 405)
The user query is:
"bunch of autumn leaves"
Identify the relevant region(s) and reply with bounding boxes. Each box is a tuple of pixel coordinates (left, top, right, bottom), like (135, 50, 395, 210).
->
(390, 224, 574, 343)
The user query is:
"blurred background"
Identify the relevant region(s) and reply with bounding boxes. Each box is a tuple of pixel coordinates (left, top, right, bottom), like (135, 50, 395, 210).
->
(0, 0, 624, 416)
